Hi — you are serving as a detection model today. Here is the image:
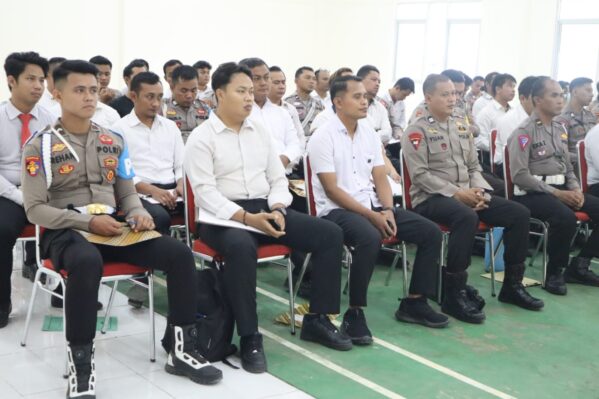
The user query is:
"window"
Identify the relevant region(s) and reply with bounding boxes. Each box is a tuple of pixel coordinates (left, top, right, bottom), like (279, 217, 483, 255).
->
(445, 21, 480, 75)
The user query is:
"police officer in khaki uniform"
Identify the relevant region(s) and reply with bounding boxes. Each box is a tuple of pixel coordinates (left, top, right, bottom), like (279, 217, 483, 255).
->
(402, 74, 543, 324)
(21, 60, 222, 399)
(554, 77, 597, 171)
(284, 66, 324, 137)
(508, 77, 599, 296)
(163, 65, 210, 142)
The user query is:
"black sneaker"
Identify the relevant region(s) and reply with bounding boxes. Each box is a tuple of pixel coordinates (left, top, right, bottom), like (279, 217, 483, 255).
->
(544, 272, 567, 295)
(165, 324, 223, 384)
(565, 257, 599, 287)
(0, 302, 11, 329)
(301, 314, 353, 351)
(465, 285, 485, 310)
(239, 332, 268, 374)
(395, 296, 449, 328)
(340, 308, 373, 345)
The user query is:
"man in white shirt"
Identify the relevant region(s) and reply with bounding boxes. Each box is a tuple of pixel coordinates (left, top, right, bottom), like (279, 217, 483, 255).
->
(356, 65, 392, 145)
(267, 66, 305, 152)
(111, 71, 184, 235)
(475, 73, 517, 155)
(472, 71, 498, 117)
(38, 57, 65, 117)
(193, 60, 216, 108)
(185, 62, 352, 374)
(90, 55, 121, 104)
(308, 76, 447, 341)
(585, 124, 599, 198)
(240, 58, 302, 174)
(0, 52, 56, 327)
(378, 77, 414, 139)
(494, 76, 537, 173)
(312, 69, 331, 110)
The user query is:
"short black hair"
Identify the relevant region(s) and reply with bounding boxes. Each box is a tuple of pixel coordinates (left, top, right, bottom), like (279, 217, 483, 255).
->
(569, 77, 593, 92)
(171, 65, 198, 85)
(485, 72, 499, 86)
(423, 74, 451, 95)
(211, 62, 252, 92)
(123, 59, 149, 78)
(531, 76, 552, 106)
(4, 52, 49, 81)
(315, 69, 329, 79)
(394, 77, 414, 92)
(269, 65, 283, 74)
(491, 73, 516, 96)
(193, 60, 212, 70)
(53, 60, 99, 86)
(130, 71, 161, 93)
(89, 55, 112, 68)
(356, 65, 379, 79)
(295, 66, 314, 79)
(330, 75, 363, 112)
(463, 73, 473, 87)
(441, 69, 465, 84)
(473, 75, 484, 82)
(518, 76, 538, 98)
(239, 58, 268, 70)
(558, 80, 569, 91)
(49, 57, 66, 68)
(162, 59, 182, 75)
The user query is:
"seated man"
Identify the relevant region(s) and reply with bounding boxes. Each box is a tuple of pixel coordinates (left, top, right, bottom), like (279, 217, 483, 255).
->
(111, 71, 184, 235)
(308, 76, 448, 339)
(403, 74, 544, 324)
(508, 77, 599, 295)
(184, 62, 352, 374)
(0, 51, 56, 327)
(22, 60, 222, 398)
(585, 123, 599, 197)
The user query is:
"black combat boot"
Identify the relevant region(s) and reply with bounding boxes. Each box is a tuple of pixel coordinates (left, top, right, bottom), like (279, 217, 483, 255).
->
(498, 263, 544, 310)
(441, 271, 486, 324)
(564, 257, 599, 286)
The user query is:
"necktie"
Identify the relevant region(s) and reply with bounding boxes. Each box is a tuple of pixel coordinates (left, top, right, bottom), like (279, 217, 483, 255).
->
(18, 113, 33, 147)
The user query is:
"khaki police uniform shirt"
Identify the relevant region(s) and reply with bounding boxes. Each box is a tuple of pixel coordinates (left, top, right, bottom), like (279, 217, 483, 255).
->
(164, 98, 211, 143)
(284, 92, 324, 137)
(21, 121, 149, 231)
(409, 101, 480, 138)
(507, 111, 579, 194)
(401, 107, 491, 208)
(554, 103, 597, 162)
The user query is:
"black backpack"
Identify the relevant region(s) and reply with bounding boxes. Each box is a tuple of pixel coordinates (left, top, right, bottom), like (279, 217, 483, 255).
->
(161, 267, 237, 364)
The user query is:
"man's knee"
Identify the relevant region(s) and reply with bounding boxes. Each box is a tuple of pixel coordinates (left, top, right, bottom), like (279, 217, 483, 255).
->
(65, 248, 103, 281)
(315, 218, 344, 250)
(151, 208, 172, 235)
(222, 230, 257, 258)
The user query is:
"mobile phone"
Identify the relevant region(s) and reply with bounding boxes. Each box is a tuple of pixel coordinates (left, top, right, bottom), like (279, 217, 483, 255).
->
(268, 219, 282, 231)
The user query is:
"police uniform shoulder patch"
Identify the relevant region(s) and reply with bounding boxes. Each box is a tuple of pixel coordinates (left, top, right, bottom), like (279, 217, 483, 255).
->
(408, 132, 424, 150)
(51, 143, 66, 153)
(25, 156, 41, 176)
(58, 164, 74, 174)
(99, 134, 113, 145)
(103, 156, 118, 169)
(518, 134, 530, 151)
(105, 169, 115, 182)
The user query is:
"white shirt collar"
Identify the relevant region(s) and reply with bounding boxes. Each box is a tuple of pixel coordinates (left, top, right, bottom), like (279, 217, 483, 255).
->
(208, 110, 255, 135)
(5, 99, 41, 120)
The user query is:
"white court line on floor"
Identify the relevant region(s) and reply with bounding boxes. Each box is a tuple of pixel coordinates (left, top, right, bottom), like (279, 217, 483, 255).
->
(256, 286, 517, 399)
(259, 327, 406, 399)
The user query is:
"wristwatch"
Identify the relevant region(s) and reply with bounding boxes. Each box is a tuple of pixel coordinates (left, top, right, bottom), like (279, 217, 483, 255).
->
(273, 207, 287, 216)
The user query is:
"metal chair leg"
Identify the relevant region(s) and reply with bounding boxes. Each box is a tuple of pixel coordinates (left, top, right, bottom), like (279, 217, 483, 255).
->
(147, 273, 156, 362)
(541, 223, 548, 288)
(287, 259, 295, 335)
(437, 233, 447, 304)
(293, 253, 311, 302)
(384, 245, 402, 287)
(401, 242, 409, 298)
(21, 268, 43, 346)
(489, 230, 496, 297)
(101, 280, 119, 334)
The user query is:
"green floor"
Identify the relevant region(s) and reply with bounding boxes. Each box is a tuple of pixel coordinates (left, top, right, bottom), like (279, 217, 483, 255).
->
(145, 249, 599, 399)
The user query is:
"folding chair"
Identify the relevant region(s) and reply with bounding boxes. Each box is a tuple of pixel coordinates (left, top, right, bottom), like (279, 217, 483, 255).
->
(400, 150, 497, 302)
(21, 226, 156, 376)
(503, 147, 549, 287)
(490, 129, 497, 174)
(300, 156, 409, 297)
(573, 140, 592, 244)
(183, 176, 297, 334)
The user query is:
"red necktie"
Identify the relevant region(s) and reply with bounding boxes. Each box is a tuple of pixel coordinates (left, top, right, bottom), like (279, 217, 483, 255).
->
(18, 113, 33, 147)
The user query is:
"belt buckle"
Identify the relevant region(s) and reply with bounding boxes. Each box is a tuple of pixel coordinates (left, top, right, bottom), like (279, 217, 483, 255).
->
(86, 203, 110, 215)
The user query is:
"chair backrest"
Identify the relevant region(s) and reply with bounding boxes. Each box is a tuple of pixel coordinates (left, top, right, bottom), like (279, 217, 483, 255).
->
(183, 174, 197, 242)
(399, 150, 413, 210)
(578, 140, 588, 193)
(503, 146, 514, 199)
(490, 129, 497, 173)
(303, 155, 317, 217)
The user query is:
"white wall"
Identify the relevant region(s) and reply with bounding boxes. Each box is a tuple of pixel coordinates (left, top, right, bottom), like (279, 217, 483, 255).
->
(0, 0, 397, 100)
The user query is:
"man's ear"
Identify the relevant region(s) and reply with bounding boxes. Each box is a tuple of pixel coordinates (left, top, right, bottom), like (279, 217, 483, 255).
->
(52, 86, 62, 103)
(7, 75, 16, 91)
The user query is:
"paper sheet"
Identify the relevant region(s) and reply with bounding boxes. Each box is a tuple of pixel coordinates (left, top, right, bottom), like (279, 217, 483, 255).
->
(139, 190, 183, 205)
(289, 179, 306, 197)
(387, 175, 403, 196)
(197, 207, 265, 235)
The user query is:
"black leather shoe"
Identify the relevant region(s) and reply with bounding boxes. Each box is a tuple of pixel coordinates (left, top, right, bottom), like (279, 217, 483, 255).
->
(499, 283, 544, 310)
(301, 314, 353, 351)
(0, 303, 11, 329)
(465, 285, 485, 310)
(442, 272, 485, 324)
(544, 273, 567, 295)
(396, 296, 449, 328)
(340, 308, 373, 345)
(565, 257, 599, 287)
(240, 333, 267, 374)
(21, 261, 37, 282)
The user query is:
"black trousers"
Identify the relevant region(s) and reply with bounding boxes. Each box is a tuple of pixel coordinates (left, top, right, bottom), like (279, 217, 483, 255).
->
(198, 199, 343, 337)
(324, 207, 442, 303)
(140, 183, 183, 235)
(415, 195, 530, 273)
(0, 197, 35, 306)
(514, 191, 599, 274)
(589, 183, 599, 198)
(41, 229, 197, 345)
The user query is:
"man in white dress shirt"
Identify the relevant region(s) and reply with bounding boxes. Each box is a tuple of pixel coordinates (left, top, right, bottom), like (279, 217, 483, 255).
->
(585, 124, 599, 198)
(0, 52, 56, 327)
(267, 65, 304, 153)
(312, 69, 331, 110)
(378, 77, 414, 140)
(356, 65, 392, 145)
(493, 76, 537, 174)
(185, 62, 352, 374)
(38, 57, 65, 116)
(472, 71, 498, 117)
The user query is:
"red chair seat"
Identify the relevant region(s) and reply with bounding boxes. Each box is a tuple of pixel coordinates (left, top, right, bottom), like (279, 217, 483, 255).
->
(20, 224, 36, 238)
(170, 214, 185, 226)
(193, 239, 291, 261)
(575, 212, 590, 223)
(438, 222, 491, 233)
(382, 236, 401, 245)
(42, 259, 149, 278)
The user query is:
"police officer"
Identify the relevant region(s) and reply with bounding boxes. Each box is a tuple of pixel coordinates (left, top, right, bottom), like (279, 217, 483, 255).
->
(403, 74, 543, 324)
(554, 77, 597, 171)
(508, 76, 599, 295)
(21, 60, 222, 398)
(163, 65, 211, 143)
(284, 66, 324, 137)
